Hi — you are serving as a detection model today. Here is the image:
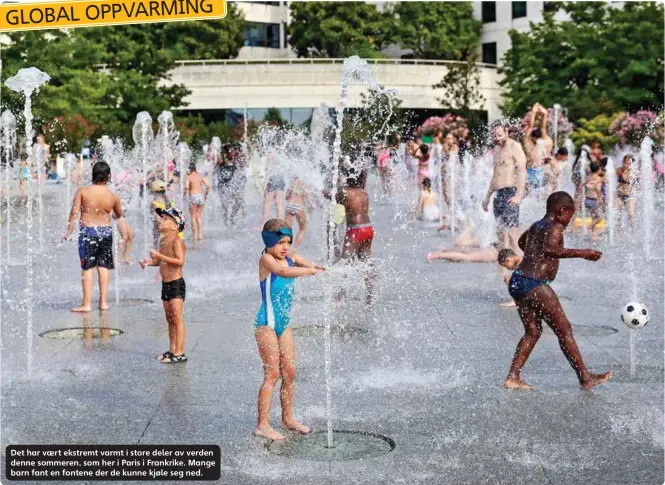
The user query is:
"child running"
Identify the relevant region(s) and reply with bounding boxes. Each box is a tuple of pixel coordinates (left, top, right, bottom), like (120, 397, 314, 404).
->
(139, 207, 188, 364)
(505, 191, 611, 390)
(254, 219, 325, 440)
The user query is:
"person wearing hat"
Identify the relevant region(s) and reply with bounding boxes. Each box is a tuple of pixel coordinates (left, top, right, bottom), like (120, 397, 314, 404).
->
(140, 206, 188, 364)
(150, 179, 184, 246)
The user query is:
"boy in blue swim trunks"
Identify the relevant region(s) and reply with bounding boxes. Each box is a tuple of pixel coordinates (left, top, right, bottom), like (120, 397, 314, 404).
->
(505, 191, 611, 391)
(254, 218, 326, 441)
(65, 162, 123, 312)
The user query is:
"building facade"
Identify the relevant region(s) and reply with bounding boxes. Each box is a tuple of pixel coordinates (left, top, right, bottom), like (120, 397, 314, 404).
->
(173, 1, 580, 123)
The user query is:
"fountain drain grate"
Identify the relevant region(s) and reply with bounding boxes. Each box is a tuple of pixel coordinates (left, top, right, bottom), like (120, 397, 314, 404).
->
(267, 430, 395, 461)
(40, 327, 124, 339)
(291, 325, 370, 339)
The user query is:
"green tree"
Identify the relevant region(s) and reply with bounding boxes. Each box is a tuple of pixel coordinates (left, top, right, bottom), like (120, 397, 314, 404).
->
(433, 51, 485, 126)
(571, 114, 621, 151)
(386, 2, 481, 60)
(342, 87, 404, 151)
(287, 2, 387, 58)
(163, 4, 246, 60)
(2, 4, 246, 141)
(499, 2, 664, 121)
(263, 107, 288, 127)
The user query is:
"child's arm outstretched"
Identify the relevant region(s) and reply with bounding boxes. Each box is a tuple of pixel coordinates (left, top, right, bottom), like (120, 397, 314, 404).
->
(291, 253, 327, 270)
(262, 253, 323, 278)
(542, 224, 602, 260)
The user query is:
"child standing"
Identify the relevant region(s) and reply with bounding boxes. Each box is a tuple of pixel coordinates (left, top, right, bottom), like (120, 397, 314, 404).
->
(139, 207, 188, 364)
(584, 162, 607, 240)
(253, 219, 325, 441)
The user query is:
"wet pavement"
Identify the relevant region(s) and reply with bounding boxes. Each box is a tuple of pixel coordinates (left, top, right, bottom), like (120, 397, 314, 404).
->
(1, 179, 663, 484)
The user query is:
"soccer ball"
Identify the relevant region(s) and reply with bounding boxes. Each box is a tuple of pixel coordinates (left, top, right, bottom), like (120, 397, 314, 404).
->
(621, 302, 649, 329)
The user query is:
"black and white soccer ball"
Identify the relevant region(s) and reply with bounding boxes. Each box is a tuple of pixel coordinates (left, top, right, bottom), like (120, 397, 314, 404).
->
(621, 302, 649, 329)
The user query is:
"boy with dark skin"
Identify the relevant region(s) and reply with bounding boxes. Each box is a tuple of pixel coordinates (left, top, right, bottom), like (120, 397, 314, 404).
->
(505, 191, 612, 390)
(337, 166, 375, 305)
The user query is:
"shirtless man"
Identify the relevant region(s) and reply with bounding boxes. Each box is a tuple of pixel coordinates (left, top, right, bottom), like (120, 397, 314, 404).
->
(482, 125, 527, 253)
(523, 104, 553, 194)
(337, 166, 375, 305)
(505, 191, 611, 390)
(64, 161, 123, 312)
(185, 163, 209, 240)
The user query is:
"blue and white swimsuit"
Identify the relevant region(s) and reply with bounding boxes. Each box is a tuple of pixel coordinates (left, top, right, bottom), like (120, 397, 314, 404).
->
(255, 257, 295, 337)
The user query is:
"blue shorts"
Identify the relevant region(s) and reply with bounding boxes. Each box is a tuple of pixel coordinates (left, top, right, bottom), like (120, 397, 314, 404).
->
(78, 226, 114, 271)
(508, 271, 549, 301)
(527, 167, 546, 188)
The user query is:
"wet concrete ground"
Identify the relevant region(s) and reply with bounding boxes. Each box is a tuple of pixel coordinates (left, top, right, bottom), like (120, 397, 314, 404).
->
(1, 178, 663, 484)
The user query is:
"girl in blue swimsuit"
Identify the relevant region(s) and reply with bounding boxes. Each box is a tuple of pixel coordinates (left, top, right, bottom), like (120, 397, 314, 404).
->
(253, 219, 325, 442)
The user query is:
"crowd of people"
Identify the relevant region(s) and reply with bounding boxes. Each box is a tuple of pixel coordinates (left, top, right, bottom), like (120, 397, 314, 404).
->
(8, 102, 662, 442)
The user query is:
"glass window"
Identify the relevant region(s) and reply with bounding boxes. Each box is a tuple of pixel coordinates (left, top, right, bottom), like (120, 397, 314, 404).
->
(482, 42, 497, 65)
(243, 22, 280, 48)
(481, 2, 496, 23)
(512, 1, 527, 19)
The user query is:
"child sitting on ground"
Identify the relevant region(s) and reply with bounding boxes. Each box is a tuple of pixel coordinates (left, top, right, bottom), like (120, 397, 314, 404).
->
(253, 219, 326, 441)
(139, 207, 187, 364)
(416, 177, 440, 222)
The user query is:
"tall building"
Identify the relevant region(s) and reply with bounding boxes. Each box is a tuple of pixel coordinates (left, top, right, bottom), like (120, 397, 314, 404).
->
(235, 1, 294, 59)
(474, 1, 568, 66)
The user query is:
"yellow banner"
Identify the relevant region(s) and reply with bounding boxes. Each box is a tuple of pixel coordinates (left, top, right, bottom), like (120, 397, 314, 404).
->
(0, 0, 226, 31)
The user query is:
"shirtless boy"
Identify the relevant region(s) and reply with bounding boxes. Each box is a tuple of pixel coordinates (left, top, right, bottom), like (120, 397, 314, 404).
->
(505, 191, 611, 390)
(185, 163, 209, 240)
(65, 161, 123, 312)
(482, 125, 527, 254)
(337, 166, 375, 305)
(140, 207, 187, 364)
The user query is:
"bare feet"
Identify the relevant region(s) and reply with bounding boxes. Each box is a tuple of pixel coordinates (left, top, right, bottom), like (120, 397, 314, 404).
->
(282, 419, 310, 434)
(499, 300, 516, 308)
(71, 305, 92, 313)
(504, 376, 534, 390)
(123, 258, 132, 265)
(427, 252, 435, 263)
(253, 425, 285, 441)
(99, 304, 109, 311)
(580, 371, 612, 390)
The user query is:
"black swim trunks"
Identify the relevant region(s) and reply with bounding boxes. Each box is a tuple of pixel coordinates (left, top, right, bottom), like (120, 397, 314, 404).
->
(78, 226, 114, 271)
(161, 278, 186, 302)
(493, 187, 520, 229)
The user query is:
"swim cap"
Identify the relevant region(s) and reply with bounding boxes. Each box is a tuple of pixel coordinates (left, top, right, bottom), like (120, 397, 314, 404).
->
(262, 227, 293, 248)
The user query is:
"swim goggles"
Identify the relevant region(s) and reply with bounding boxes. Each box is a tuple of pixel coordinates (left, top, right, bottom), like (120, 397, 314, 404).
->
(261, 227, 293, 248)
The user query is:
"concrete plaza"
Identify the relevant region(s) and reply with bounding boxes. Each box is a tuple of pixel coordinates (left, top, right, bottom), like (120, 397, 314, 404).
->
(1, 180, 663, 484)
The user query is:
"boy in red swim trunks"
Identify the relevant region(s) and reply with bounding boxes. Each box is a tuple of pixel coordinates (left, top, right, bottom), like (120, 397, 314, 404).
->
(337, 165, 376, 305)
